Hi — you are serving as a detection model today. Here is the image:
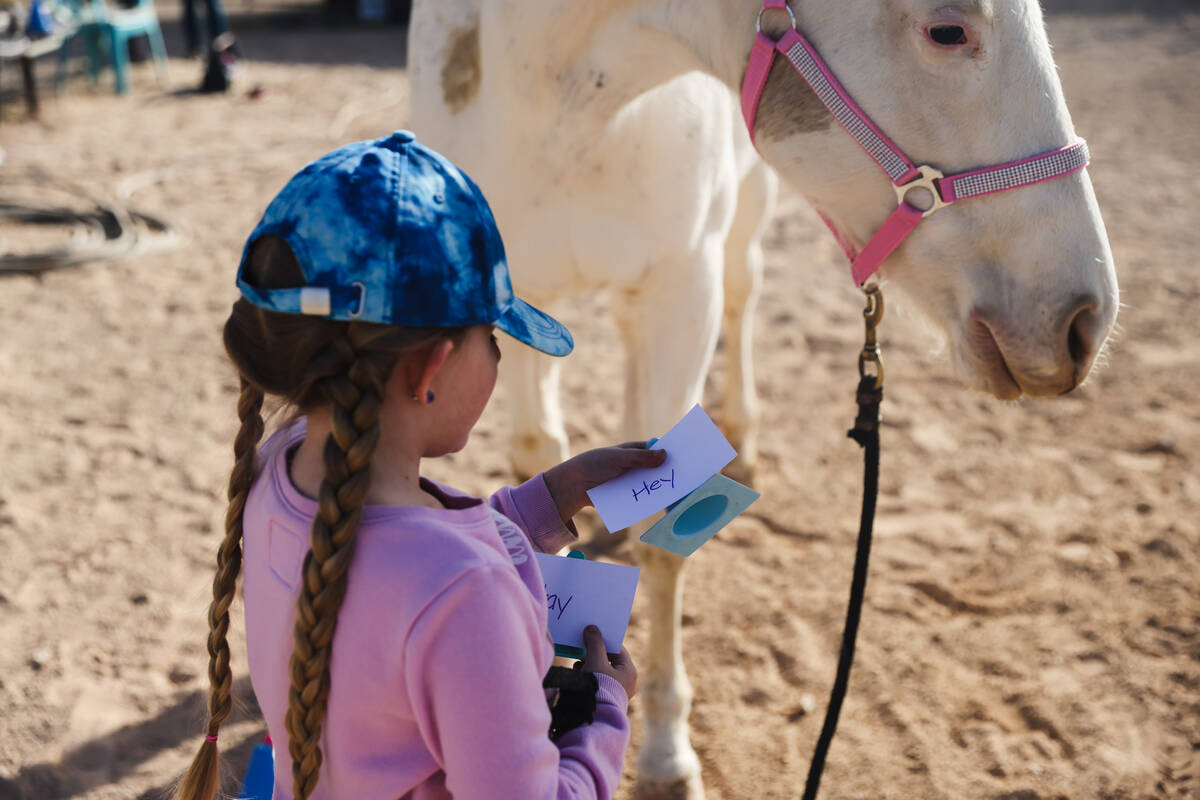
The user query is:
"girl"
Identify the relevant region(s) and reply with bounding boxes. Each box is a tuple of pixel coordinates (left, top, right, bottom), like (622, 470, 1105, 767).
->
(175, 131, 665, 799)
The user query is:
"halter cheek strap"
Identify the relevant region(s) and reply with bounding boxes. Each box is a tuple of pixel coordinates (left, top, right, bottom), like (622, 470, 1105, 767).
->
(741, 3, 1090, 286)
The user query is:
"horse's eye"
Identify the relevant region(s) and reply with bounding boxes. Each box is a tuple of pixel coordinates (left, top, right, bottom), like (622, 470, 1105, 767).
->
(928, 24, 968, 46)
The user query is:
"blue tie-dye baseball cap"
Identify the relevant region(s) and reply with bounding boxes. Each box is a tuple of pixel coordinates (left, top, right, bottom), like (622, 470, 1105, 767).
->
(235, 131, 573, 356)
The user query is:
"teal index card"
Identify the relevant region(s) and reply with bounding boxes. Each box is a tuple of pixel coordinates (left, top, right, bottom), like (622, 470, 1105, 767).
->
(639, 473, 760, 557)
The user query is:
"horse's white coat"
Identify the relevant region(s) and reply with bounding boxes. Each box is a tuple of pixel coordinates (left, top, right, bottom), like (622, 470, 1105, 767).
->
(409, 1, 1117, 795)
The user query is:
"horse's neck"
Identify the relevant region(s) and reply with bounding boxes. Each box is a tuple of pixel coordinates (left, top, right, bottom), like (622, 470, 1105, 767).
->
(628, 0, 758, 88)
(485, 0, 760, 98)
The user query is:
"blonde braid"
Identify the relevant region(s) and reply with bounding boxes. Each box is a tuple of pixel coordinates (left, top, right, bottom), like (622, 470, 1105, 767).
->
(173, 378, 264, 800)
(284, 331, 390, 798)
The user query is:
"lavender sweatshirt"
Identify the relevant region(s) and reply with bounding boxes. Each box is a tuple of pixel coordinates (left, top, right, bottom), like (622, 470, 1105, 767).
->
(242, 423, 631, 799)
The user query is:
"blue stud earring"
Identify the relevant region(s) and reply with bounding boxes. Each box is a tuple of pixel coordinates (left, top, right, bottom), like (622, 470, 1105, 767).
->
(411, 391, 435, 403)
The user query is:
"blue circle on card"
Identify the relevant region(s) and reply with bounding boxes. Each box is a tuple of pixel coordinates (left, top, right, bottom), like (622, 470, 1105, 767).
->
(673, 495, 729, 537)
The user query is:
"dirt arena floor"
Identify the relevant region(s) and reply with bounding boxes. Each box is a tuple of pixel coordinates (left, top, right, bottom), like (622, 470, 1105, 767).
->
(0, 2, 1197, 798)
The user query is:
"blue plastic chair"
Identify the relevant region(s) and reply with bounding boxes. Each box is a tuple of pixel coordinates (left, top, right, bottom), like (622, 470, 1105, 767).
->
(238, 739, 275, 800)
(55, 0, 167, 94)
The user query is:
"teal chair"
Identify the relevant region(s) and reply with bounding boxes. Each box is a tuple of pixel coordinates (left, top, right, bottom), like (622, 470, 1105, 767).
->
(55, 0, 167, 94)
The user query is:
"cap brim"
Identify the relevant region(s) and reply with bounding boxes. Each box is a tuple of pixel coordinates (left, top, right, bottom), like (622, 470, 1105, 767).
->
(495, 297, 574, 356)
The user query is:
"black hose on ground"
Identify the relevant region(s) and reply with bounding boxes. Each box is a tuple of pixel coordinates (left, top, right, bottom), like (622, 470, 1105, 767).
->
(0, 172, 179, 274)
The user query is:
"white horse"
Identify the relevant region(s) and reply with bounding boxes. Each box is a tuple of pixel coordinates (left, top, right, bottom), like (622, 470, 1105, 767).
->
(408, 1, 1119, 796)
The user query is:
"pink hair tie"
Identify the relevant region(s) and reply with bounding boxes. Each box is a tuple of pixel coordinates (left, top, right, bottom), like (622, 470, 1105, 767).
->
(205, 734, 218, 743)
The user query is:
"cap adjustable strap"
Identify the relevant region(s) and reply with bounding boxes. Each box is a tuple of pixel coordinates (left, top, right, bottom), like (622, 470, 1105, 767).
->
(741, 2, 1090, 286)
(300, 287, 332, 316)
(237, 279, 366, 319)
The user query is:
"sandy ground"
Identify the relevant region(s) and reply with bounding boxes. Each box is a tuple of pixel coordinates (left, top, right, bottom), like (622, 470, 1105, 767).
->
(0, 2, 1197, 798)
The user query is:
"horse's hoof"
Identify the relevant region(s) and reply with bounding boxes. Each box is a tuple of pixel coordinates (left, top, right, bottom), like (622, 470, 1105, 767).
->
(633, 773, 707, 800)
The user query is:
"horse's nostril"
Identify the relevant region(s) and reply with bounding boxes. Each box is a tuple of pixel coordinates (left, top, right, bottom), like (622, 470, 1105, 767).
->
(1068, 318, 1086, 367)
(1066, 300, 1102, 372)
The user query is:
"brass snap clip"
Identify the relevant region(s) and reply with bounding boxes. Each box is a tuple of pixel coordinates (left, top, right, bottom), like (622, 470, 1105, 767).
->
(857, 284, 885, 389)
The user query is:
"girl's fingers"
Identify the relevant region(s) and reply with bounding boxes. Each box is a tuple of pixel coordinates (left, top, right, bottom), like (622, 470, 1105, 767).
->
(608, 646, 631, 668)
(630, 448, 667, 466)
(582, 625, 608, 668)
(608, 444, 664, 463)
(614, 440, 665, 451)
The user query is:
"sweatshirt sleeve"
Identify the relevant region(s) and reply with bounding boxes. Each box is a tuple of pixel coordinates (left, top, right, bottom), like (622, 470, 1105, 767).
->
(402, 565, 630, 799)
(490, 474, 579, 553)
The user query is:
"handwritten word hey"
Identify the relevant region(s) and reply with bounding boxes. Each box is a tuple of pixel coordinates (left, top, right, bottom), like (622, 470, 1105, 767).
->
(631, 469, 676, 503)
(545, 585, 575, 621)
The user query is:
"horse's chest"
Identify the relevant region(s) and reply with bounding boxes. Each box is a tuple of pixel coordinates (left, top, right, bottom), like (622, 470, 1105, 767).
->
(487, 75, 744, 293)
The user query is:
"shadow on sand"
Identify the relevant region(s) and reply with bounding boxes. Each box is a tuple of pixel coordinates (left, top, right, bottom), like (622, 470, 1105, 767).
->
(0, 677, 263, 800)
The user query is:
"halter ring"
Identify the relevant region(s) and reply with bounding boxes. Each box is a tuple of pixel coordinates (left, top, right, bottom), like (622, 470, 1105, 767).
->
(894, 165, 951, 218)
(756, 2, 797, 37)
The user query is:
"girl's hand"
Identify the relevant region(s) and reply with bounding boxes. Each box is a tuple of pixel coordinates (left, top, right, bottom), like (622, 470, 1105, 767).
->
(543, 441, 667, 524)
(578, 625, 637, 700)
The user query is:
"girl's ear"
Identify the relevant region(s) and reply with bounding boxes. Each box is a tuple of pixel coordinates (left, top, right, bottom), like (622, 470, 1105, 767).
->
(406, 339, 455, 405)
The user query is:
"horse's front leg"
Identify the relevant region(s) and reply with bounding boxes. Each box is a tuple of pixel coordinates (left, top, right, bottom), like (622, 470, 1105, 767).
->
(614, 246, 725, 800)
(631, 539, 704, 800)
(721, 158, 777, 486)
(501, 341, 570, 481)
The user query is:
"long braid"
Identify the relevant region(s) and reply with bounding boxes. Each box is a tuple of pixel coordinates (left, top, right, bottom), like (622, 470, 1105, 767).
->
(177, 234, 453, 795)
(173, 378, 264, 800)
(284, 331, 390, 798)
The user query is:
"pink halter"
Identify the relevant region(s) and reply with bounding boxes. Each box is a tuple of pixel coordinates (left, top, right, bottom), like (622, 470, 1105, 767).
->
(741, 0, 1090, 286)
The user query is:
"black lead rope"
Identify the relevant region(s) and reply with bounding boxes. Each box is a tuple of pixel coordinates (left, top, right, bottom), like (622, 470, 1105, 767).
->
(802, 288, 885, 800)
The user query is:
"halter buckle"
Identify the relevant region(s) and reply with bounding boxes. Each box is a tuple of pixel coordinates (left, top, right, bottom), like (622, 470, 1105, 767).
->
(894, 165, 950, 218)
